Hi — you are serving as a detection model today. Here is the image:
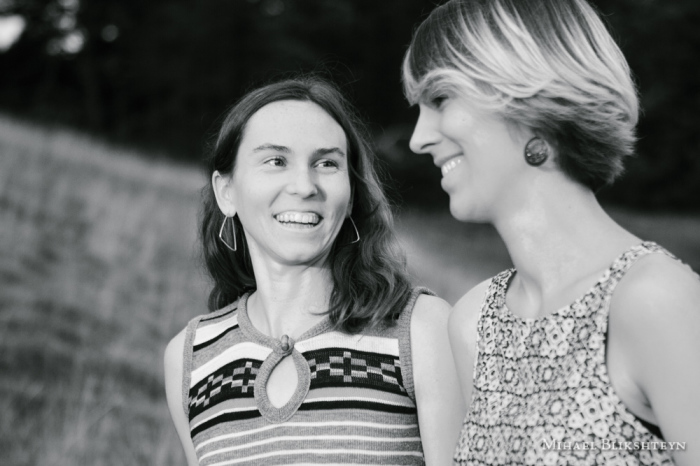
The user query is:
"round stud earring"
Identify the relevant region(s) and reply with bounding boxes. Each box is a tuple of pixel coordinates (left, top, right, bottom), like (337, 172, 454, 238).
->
(524, 137, 549, 166)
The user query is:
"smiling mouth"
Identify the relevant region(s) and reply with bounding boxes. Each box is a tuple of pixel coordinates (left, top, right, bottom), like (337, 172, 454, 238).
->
(441, 157, 463, 177)
(274, 212, 322, 227)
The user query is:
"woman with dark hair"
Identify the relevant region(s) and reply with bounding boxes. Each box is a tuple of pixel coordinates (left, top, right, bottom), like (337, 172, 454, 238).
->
(164, 77, 465, 465)
(403, 0, 700, 464)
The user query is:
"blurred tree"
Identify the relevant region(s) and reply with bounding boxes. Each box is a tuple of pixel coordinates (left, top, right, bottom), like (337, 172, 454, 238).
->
(0, 0, 698, 210)
(590, 0, 700, 210)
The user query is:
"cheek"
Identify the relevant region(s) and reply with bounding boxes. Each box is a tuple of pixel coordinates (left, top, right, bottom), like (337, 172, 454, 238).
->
(327, 177, 352, 214)
(471, 125, 497, 149)
(232, 180, 273, 224)
(238, 171, 279, 198)
(441, 118, 464, 141)
(443, 130, 482, 160)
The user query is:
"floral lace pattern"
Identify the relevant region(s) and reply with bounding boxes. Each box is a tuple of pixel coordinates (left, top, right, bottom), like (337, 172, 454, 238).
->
(455, 242, 677, 465)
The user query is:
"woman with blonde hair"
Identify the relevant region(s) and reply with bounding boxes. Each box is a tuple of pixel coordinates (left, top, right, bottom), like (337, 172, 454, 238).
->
(403, 0, 700, 464)
(164, 76, 464, 465)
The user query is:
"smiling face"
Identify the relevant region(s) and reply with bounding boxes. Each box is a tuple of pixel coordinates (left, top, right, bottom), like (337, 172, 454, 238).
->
(409, 95, 532, 222)
(214, 100, 352, 268)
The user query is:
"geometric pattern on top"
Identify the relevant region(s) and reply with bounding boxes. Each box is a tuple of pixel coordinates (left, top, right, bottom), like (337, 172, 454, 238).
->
(188, 358, 261, 419)
(305, 348, 406, 395)
(183, 287, 432, 465)
(454, 242, 678, 466)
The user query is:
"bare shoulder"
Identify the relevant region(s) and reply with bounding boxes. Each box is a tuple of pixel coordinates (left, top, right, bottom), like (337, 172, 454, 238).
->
(612, 252, 700, 325)
(449, 278, 492, 331)
(164, 327, 188, 409)
(164, 326, 188, 376)
(409, 293, 452, 369)
(610, 252, 700, 464)
(609, 252, 700, 377)
(409, 294, 453, 351)
(409, 292, 468, 465)
(164, 325, 199, 465)
(411, 293, 452, 329)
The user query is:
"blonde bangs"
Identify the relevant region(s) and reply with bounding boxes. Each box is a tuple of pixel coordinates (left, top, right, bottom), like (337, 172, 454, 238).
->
(402, 0, 640, 189)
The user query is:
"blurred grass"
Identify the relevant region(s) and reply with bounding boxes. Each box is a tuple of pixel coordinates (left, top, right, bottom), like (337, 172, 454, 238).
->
(0, 116, 207, 466)
(1, 115, 698, 465)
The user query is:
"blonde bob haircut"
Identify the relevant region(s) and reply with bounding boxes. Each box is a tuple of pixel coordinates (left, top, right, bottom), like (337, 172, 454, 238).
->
(403, 0, 639, 191)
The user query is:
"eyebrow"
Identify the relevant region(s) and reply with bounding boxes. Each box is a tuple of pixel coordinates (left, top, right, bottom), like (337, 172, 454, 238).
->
(252, 144, 346, 158)
(252, 144, 291, 153)
(313, 147, 346, 158)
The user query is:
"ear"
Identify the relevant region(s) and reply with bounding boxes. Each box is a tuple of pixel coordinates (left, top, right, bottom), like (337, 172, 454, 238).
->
(212, 170, 237, 216)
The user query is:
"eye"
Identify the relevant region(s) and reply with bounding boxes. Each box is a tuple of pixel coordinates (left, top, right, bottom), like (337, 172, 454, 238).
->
(264, 156, 286, 167)
(315, 159, 339, 169)
(430, 95, 448, 108)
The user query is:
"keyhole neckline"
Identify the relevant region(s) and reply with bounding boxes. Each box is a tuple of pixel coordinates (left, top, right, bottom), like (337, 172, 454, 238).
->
(237, 292, 334, 350)
(237, 292, 332, 423)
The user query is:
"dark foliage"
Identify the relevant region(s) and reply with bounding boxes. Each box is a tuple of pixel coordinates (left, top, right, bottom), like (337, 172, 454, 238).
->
(0, 0, 698, 210)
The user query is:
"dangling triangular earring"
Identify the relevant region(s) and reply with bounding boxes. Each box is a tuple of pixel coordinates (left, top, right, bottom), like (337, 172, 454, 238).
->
(348, 217, 360, 244)
(218, 215, 237, 251)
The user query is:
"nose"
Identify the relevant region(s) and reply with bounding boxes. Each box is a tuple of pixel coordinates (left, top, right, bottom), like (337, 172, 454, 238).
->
(286, 166, 319, 198)
(409, 106, 440, 155)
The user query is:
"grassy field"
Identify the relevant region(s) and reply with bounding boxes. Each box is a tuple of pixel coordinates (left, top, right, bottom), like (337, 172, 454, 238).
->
(1, 116, 699, 465)
(0, 116, 207, 466)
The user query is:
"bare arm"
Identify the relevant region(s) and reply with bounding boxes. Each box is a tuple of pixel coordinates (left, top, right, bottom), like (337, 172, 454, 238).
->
(164, 328, 199, 466)
(610, 255, 700, 466)
(448, 279, 491, 407)
(411, 294, 467, 465)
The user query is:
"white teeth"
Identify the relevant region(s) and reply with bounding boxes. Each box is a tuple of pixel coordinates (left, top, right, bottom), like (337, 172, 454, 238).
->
(441, 157, 463, 176)
(275, 212, 320, 225)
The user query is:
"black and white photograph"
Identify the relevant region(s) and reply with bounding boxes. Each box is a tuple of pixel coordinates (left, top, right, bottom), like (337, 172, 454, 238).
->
(1, 0, 699, 465)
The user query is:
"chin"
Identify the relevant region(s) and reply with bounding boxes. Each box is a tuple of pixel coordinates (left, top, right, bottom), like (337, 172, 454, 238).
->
(449, 198, 488, 224)
(448, 198, 471, 223)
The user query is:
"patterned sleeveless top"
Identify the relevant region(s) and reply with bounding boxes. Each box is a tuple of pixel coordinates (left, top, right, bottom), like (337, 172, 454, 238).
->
(454, 242, 679, 466)
(181, 287, 431, 465)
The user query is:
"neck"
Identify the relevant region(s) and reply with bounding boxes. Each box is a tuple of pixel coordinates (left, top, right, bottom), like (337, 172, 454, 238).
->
(246, 256, 333, 340)
(492, 174, 639, 315)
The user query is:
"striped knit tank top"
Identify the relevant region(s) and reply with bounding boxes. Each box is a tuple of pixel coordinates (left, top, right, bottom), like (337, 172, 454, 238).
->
(181, 287, 431, 465)
(454, 242, 678, 465)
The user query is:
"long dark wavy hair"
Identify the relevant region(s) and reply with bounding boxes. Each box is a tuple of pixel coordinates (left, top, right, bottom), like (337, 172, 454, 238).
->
(200, 76, 412, 333)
